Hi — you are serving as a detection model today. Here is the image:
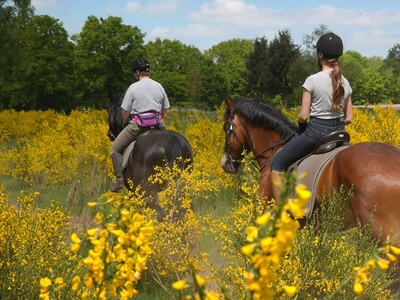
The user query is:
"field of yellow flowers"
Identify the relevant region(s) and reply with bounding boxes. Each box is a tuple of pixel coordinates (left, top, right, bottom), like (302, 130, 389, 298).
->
(0, 105, 399, 299)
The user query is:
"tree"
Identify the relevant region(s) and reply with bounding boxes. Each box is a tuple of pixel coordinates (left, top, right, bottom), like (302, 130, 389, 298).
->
(246, 36, 269, 99)
(197, 57, 227, 109)
(302, 24, 329, 56)
(381, 44, 400, 103)
(384, 43, 400, 78)
(0, 0, 34, 109)
(145, 38, 205, 107)
(341, 51, 389, 105)
(73, 16, 145, 108)
(204, 39, 253, 99)
(265, 30, 300, 107)
(11, 15, 75, 110)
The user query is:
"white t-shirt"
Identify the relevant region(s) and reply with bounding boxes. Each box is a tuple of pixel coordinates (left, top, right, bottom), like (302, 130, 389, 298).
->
(121, 78, 170, 115)
(303, 71, 352, 119)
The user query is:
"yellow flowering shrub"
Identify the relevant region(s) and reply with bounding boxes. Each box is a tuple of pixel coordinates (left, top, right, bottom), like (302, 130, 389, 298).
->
(347, 106, 400, 146)
(0, 105, 399, 299)
(241, 172, 310, 299)
(169, 107, 234, 198)
(0, 110, 111, 189)
(42, 191, 155, 300)
(0, 109, 59, 142)
(279, 188, 399, 299)
(0, 185, 79, 299)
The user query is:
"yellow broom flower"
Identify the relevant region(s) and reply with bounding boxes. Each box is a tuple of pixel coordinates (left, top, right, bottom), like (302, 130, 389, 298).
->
(172, 279, 189, 290)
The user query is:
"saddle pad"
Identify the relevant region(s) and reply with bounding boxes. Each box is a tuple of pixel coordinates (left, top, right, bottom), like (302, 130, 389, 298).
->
(295, 146, 349, 218)
(122, 141, 135, 170)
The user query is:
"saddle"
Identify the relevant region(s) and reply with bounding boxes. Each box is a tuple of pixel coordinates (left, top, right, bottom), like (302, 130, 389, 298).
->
(287, 130, 350, 218)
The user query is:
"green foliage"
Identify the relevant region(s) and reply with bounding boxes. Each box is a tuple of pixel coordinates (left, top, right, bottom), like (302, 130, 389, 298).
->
(204, 39, 254, 99)
(15, 15, 75, 110)
(246, 30, 300, 108)
(266, 30, 300, 107)
(246, 36, 269, 99)
(2, 2, 400, 111)
(72, 16, 145, 107)
(301, 24, 330, 56)
(0, 0, 34, 109)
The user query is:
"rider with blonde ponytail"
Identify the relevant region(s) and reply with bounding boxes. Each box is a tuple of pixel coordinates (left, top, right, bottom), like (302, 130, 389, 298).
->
(270, 32, 353, 200)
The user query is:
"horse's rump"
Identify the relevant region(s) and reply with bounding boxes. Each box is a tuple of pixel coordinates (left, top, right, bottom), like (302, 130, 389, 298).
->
(318, 142, 400, 246)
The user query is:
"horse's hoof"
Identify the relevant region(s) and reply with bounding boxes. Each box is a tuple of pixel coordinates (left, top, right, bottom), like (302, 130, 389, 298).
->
(110, 181, 124, 193)
(110, 186, 123, 193)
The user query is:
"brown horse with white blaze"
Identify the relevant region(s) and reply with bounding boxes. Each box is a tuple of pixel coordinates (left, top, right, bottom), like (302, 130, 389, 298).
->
(220, 98, 400, 250)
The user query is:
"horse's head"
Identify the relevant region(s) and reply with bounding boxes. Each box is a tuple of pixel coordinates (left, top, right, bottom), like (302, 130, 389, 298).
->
(220, 97, 298, 174)
(107, 92, 125, 141)
(220, 98, 247, 174)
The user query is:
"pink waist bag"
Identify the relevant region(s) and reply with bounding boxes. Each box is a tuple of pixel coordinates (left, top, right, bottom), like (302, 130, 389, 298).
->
(133, 111, 162, 127)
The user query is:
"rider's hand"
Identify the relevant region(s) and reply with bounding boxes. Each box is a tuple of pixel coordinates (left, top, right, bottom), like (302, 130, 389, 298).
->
(297, 121, 307, 134)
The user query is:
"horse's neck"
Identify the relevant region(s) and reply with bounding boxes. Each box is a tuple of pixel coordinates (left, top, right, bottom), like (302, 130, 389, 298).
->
(246, 127, 283, 166)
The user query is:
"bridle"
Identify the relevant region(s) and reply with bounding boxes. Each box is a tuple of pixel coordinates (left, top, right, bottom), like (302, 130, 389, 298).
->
(224, 116, 292, 172)
(224, 122, 245, 164)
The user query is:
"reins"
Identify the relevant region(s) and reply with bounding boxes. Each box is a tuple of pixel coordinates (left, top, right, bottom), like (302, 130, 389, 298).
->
(253, 133, 296, 172)
(252, 138, 288, 172)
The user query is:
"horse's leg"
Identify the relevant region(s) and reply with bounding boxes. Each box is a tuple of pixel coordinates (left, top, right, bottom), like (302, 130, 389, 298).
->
(259, 169, 273, 207)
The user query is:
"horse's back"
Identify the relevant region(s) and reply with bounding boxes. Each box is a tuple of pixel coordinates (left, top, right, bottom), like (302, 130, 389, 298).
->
(134, 130, 193, 165)
(320, 142, 400, 246)
(126, 130, 193, 188)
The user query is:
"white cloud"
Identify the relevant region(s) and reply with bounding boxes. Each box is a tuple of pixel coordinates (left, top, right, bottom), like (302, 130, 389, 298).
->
(190, 0, 282, 27)
(125, 1, 141, 13)
(190, 2, 400, 30)
(181, 1, 400, 55)
(124, 0, 180, 15)
(151, 26, 171, 38)
(306, 6, 400, 27)
(32, 0, 61, 10)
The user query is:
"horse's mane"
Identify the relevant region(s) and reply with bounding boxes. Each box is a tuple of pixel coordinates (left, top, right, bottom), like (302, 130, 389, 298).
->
(233, 98, 297, 139)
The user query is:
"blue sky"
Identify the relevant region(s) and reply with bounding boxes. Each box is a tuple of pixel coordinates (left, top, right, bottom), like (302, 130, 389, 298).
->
(32, 0, 400, 57)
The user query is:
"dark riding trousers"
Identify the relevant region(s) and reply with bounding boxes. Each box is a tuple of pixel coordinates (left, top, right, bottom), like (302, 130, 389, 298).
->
(270, 117, 345, 172)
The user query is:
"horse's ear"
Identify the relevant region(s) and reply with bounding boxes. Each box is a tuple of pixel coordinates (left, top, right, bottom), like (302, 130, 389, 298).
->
(225, 97, 233, 109)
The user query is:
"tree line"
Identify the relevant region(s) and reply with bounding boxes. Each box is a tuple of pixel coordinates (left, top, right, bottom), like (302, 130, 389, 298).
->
(1, 1, 400, 111)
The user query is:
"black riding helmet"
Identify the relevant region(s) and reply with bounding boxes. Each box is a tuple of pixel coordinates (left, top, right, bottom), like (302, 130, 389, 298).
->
(316, 33, 343, 59)
(131, 57, 150, 72)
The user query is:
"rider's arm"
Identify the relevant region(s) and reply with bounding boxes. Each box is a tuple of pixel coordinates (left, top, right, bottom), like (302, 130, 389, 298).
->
(298, 88, 311, 123)
(161, 108, 168, 118)
(122, 109, 130, 125)
(344, 96, 353, 125)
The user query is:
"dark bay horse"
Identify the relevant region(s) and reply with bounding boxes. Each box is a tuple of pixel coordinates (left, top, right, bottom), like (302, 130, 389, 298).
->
(220, 98, 400, 250)
(107, 92, 193, 219)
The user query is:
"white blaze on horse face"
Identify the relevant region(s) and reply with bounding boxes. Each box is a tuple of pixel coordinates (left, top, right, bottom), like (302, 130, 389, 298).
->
(220, 153, 238, 174)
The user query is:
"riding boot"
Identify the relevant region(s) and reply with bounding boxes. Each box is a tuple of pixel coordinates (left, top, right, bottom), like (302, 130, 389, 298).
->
(110, 153, 124, 192)
(271, 170, 283, 201)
